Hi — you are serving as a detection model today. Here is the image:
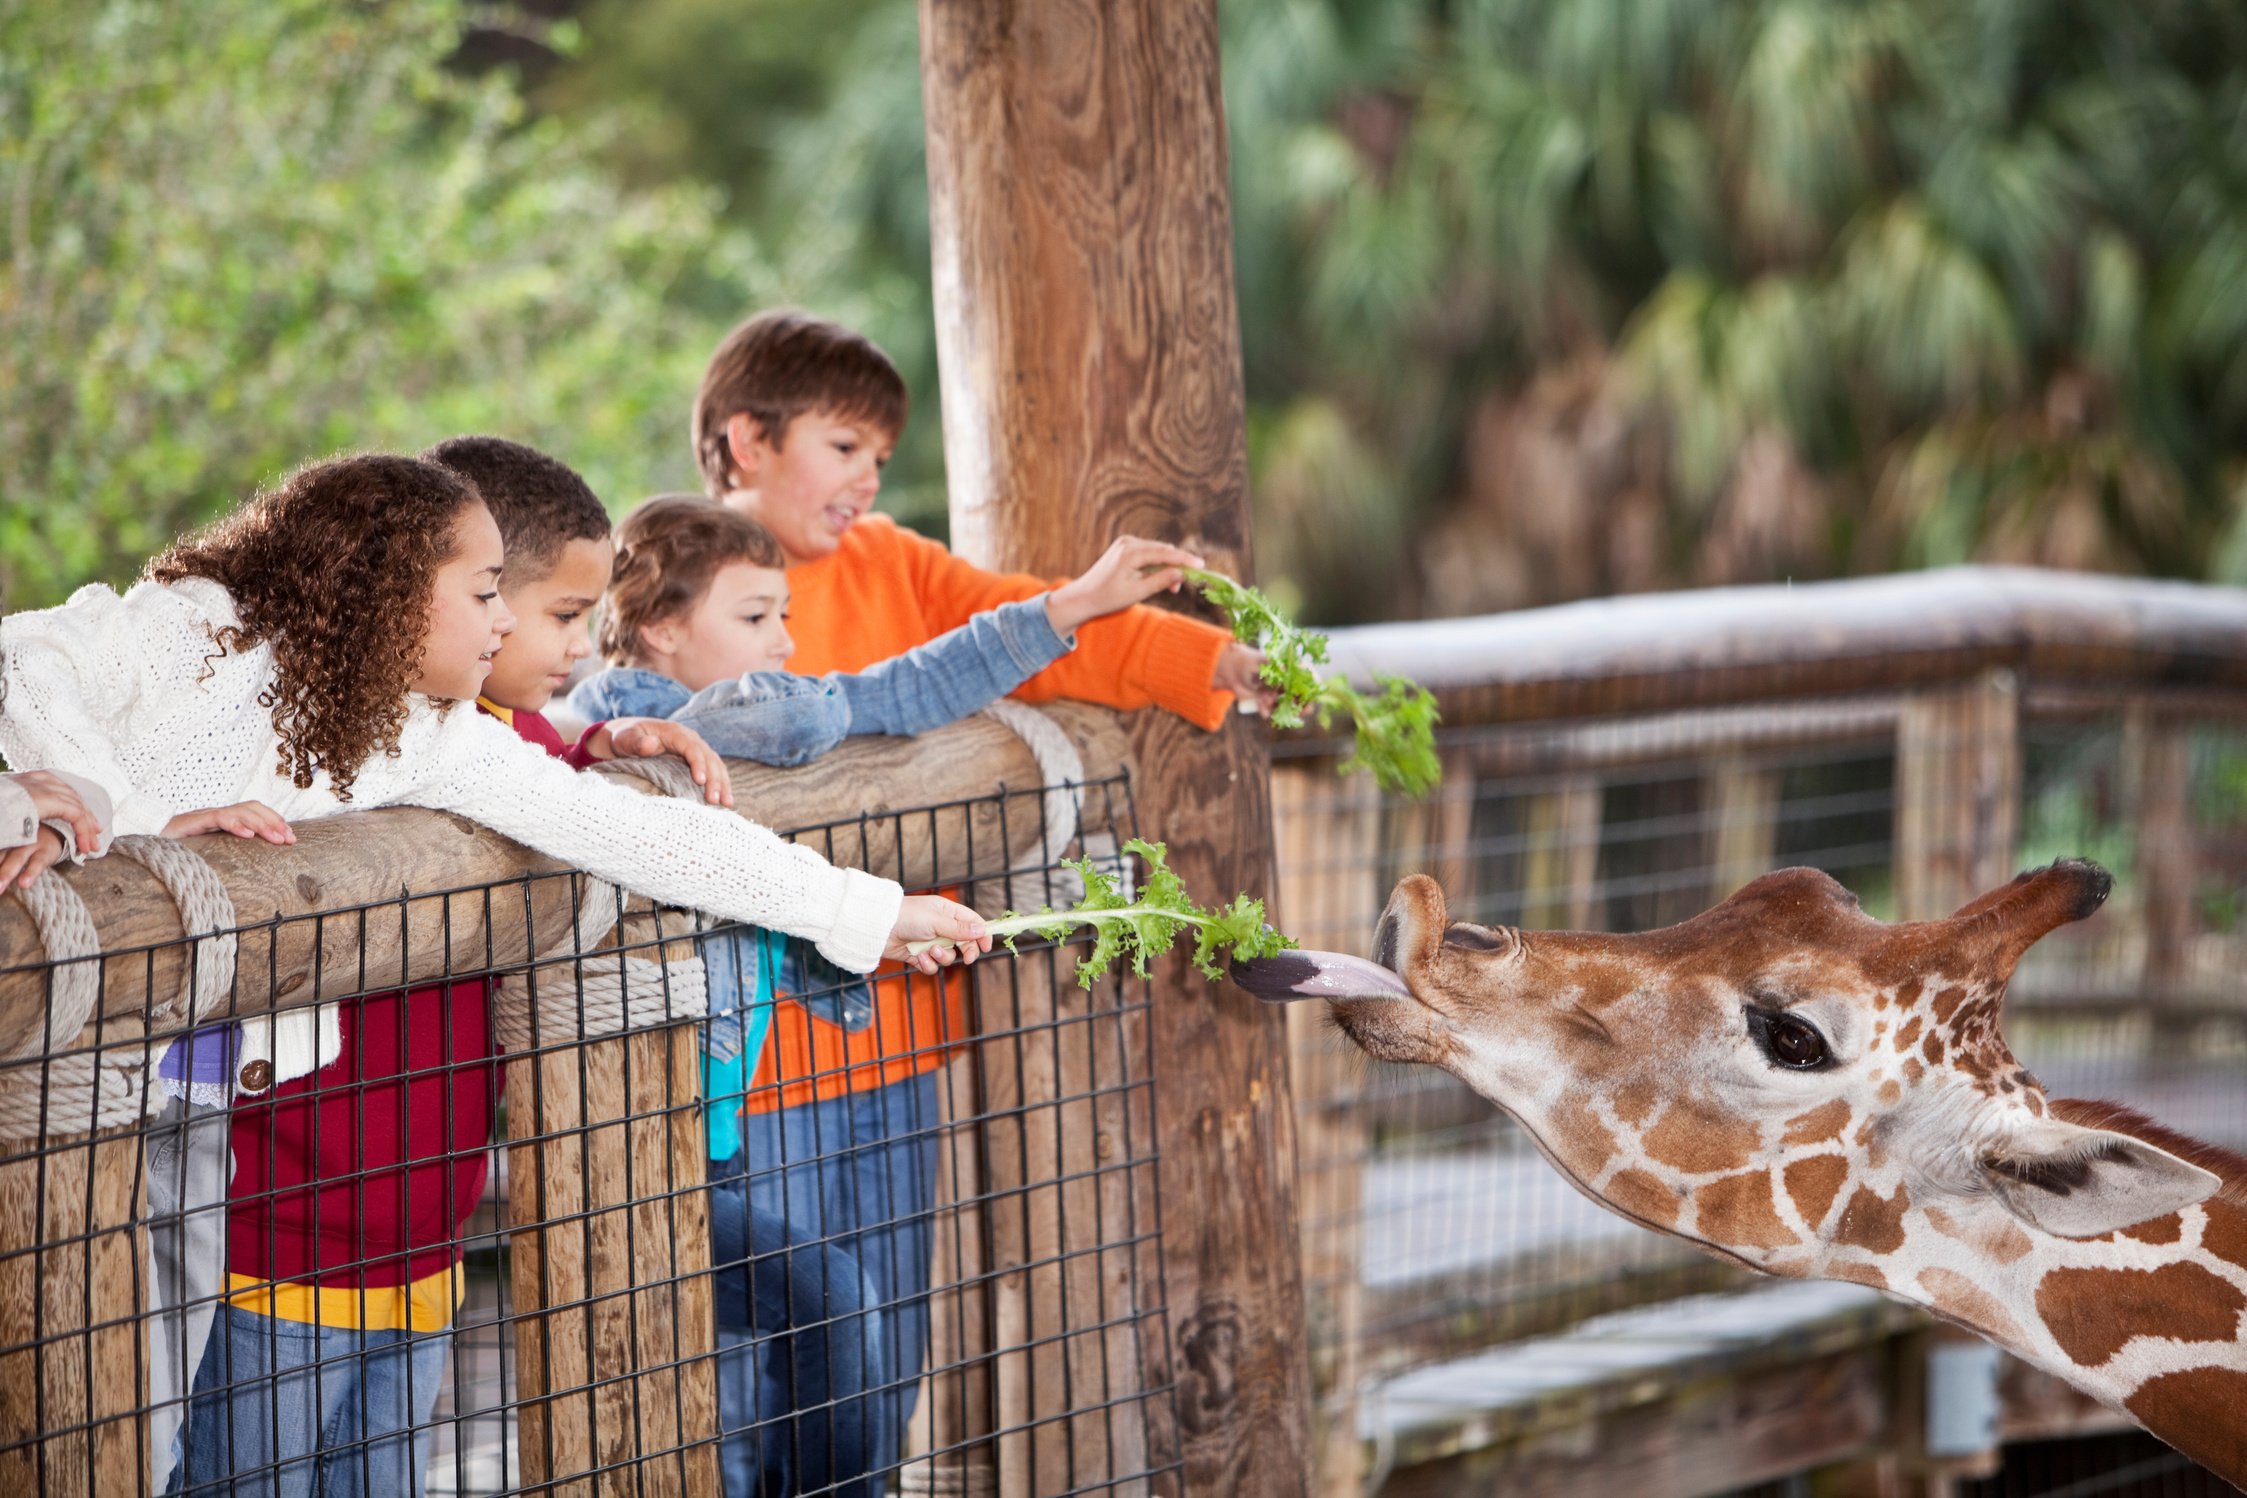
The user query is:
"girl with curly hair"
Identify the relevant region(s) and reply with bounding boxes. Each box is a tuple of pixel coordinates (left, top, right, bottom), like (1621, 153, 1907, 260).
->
(0, 452, 989, 1495)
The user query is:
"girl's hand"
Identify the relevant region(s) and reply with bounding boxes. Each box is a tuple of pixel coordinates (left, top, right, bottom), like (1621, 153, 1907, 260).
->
(1211, 643, 1279, 718)
(10, 771, 108, 859)
(1045, 537, 1207, 636)
(164, 802, 296, 845)
(0, 828, 68, 889)
(588, 719, 735, 808)
(885, 895, 992, 975)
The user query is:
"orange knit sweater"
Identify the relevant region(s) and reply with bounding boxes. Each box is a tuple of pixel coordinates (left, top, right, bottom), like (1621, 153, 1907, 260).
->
(746, 513, 1233, 1111)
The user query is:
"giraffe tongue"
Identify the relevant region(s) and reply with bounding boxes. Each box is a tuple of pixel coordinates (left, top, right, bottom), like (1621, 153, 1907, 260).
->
(1228, 950, 1412, 1003)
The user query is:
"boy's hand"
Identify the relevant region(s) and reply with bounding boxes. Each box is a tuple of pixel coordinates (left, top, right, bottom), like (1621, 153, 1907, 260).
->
(885, 895, 992, 975)
(164, 802, 296, 845)
(1212, 643, 1279, 718)
(1045, 537, 1207, 636)
(0, 828, 68, 889)
(587, 719, 735, 808)
(11, 771, 108, 860)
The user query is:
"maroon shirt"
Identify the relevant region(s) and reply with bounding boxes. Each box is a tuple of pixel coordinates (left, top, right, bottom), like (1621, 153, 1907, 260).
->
(224, 705, 600, 1290)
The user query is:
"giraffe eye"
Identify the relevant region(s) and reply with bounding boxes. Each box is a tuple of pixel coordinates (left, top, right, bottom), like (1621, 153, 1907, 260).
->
(1745, 1007, 1832, 1071)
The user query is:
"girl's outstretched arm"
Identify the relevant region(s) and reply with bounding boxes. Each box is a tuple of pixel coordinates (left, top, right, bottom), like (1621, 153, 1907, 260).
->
(394, 706, 911, 974)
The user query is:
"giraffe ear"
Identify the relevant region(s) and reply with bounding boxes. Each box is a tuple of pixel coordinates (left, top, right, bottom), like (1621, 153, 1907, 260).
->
(1981, 1119, 2222, 1239)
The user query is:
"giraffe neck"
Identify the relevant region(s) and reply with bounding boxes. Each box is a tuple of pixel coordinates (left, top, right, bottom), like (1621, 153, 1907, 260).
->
(1817, 1100, 2247, 1483)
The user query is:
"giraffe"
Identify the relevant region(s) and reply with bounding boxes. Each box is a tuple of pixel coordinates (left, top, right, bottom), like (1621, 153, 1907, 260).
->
(1233, 859, 2247, 1484)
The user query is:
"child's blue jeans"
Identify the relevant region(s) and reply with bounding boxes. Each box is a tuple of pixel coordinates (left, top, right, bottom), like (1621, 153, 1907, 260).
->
(708, 1162, 890, 1496)
(175, 1304, 451, 1497)
(734, 1071, 940, 1483)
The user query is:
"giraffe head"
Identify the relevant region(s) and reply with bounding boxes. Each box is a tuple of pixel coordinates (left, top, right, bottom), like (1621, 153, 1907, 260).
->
(1240, 860, 2222, 1279)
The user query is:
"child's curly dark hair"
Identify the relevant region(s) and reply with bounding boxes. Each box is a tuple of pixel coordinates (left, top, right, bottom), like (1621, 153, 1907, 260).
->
(148, 454, 483, 801)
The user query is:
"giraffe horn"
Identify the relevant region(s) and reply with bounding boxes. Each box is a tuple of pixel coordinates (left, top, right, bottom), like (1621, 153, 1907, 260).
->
(1947, 858, 2113, 975)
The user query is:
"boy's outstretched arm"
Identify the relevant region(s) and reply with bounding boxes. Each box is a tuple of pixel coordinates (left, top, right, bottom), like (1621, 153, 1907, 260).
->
(893, 522, 1238, 729)
(821, 595, 1072, 739)
(821, 535, 1206, 741)
(571, 668, 849, 769)
(597, 533, 1203, 771)
(668, 675, 855, 768)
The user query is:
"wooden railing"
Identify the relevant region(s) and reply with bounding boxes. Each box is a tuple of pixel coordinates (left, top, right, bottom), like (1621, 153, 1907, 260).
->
(0, 707, 1161, 1498)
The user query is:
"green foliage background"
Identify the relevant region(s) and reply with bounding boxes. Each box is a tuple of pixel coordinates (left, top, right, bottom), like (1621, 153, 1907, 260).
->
(10, 0, 2247, 624)
(549, 0, 2247, 622)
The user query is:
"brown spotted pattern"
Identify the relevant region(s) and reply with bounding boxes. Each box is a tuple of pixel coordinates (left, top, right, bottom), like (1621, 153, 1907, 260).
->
(1780, 1100, 1850, 1147)
(2036, 1263, 2246, 1368)
(1917, 1267, 2027, 1347)
(1834, 1184, 1910, 1255)
(1696, 1170, 1799, 1250)
(2125, 1369, 2247, 1479)
(1782, 1155, 1849, 1230)
(1643, 1103, 1758, 1175)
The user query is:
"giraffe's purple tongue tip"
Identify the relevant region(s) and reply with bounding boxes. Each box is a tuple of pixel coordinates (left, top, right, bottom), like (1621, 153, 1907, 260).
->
(1229, 950, 1412, 1003)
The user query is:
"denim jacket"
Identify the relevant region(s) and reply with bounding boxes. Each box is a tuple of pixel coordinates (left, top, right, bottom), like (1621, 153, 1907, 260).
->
(569, 596, 1071, 769)
(570, 596, 1072, 1047)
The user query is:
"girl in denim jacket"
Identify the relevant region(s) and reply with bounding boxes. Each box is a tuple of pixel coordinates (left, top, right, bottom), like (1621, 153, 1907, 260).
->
(568, 495, 1198, 1492)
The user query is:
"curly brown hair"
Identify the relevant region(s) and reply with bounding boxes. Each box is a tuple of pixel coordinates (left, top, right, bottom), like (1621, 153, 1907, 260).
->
(148, 454, 483, 801)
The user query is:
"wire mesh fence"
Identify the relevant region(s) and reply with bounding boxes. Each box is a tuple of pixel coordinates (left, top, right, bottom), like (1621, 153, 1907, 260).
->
(0, 771, 1180, 1497)
(1272, 657, 2247, 1492)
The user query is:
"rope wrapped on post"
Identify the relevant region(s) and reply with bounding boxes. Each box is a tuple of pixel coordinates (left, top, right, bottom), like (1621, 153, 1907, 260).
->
(0, 835, 237, 1140)
(488, 872, 709, 1054)
(490, 755, 713, 1054)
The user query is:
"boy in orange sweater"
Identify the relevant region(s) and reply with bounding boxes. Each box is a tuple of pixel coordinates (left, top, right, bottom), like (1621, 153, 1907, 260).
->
(688, 309, 1274, 1475)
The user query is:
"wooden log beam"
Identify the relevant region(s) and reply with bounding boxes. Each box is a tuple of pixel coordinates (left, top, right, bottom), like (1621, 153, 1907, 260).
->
(0, 705, 1131, 1058)
(920, 4, 1313, 1494)
(1311, 566, 2247, 728)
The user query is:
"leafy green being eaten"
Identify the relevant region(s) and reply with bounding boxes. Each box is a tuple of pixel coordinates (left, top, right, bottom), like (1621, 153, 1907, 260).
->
(918, 839, 1295, 989)
(1183, 567, 1442, 796)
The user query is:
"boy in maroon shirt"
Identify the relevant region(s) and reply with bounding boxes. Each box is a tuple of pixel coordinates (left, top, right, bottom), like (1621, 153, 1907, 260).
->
(185, 438, 726, 1496)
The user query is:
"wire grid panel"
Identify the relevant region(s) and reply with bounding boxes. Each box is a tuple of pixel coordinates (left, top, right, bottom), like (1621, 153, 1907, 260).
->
(0, 772, 1181, 1498)
(1271, 685, 2247, 1480)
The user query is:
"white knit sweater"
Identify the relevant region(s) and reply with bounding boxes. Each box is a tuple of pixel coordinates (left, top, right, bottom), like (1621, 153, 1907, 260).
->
(0, 579, 904, 1086)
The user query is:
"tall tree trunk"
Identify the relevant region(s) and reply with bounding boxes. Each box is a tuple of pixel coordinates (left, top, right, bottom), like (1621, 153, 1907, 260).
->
(920, 3, 1314, 1492)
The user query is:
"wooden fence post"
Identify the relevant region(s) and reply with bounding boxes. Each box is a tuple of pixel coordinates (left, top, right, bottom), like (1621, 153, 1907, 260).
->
(1707, 755, 1782, 906)
(1895, 669, 2021, 920)
(1270, 765, 1380, 1496)
(503, 901, 719, 1498)
(920, 2, 1316, 1492)
(1522, 776, 1603, 932)
(2121, 702, 2195, 1000)
(0, 1121, 145, 1496)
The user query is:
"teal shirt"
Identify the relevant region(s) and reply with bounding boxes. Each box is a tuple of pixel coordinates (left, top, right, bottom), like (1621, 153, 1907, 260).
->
(701, 927, 787, 1162)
